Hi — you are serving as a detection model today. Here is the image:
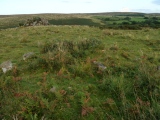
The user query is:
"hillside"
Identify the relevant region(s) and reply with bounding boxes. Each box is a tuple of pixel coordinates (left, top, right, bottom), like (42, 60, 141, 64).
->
(0, 13, 160, 119)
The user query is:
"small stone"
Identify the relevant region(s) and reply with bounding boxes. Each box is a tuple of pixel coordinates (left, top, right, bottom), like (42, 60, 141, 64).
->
(68, 87, 72, 90)
(23, 52, 34, 60)
(50, 86, 56, 93)
(98, 64, 107, 71)
(93, 61, 106, 71)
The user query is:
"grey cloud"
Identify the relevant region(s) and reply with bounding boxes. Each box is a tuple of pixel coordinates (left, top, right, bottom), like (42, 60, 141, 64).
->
(152, 0, 160, 5)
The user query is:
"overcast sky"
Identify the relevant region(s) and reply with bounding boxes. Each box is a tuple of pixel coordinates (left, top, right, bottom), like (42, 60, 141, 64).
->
(0, 0, 160, 15)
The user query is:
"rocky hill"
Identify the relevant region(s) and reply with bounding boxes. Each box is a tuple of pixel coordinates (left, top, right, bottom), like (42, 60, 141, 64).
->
(20, 17, 49, 26)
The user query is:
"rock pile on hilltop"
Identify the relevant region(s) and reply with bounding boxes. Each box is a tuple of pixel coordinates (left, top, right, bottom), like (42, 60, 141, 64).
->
(19, 17, 49, 27)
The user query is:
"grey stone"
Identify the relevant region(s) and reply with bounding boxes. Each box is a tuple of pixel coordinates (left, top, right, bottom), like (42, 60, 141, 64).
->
(0, 60, 12, 73)
(23, 52, 34, 60)
(50, 86, 56, 93)
(33, 21, 37, 26)
(93, 61, 106, 71)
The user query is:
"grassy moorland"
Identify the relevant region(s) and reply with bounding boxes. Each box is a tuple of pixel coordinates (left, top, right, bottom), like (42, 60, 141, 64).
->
(0, 13, 160, 119)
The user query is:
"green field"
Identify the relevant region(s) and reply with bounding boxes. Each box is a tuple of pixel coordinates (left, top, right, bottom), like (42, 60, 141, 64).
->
(0, 13, 160, 119)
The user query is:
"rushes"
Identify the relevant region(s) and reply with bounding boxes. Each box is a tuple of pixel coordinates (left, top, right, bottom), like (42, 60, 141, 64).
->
(39, 39, 103, 73)
(40, 38, 102, 55)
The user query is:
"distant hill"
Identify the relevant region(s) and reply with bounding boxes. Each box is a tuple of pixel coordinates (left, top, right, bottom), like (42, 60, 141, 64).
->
(82, 12, 145, 16)
(0, 12, 160, 29)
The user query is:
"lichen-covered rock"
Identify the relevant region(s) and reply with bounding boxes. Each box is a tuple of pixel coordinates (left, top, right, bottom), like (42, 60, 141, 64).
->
(0, 60, 12, 73)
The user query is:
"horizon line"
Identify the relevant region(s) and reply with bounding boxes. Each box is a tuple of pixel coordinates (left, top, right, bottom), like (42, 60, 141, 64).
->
(1, 11, 160, 16)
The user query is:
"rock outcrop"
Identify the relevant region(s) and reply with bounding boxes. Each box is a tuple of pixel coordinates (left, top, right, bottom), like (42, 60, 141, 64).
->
(20, 17, 49, 27)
